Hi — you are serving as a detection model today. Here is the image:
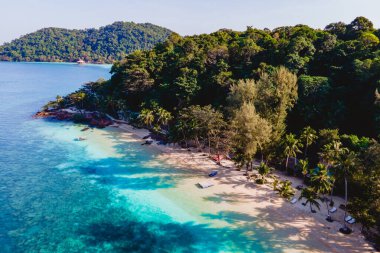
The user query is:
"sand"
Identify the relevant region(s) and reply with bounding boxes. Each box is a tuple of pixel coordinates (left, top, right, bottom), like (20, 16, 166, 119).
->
(111, 123, 375, 252)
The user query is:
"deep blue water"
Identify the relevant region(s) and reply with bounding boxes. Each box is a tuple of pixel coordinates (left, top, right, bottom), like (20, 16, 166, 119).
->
(0, 62, 283, 253)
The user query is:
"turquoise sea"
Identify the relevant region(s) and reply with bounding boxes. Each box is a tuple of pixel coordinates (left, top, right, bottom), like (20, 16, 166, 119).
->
(0, 62, 304, 253)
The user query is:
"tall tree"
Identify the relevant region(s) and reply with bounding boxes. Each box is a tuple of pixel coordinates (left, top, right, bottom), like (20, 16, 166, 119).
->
(232, 103, 272, 171)
(156, 107, 172, 128)
(299, 187, 321, 213)
(227, 79, 257, 112)
(311, 164, 334, 221)
(256, 67, 298, 143)
(336, 150, 357, 233)
(139, 108, 155, 128)
(282, 133, 303, 170)
(300, 126, 317, 157)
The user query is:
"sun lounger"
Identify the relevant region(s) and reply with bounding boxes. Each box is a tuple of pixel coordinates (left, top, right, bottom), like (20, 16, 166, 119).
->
(347, 218, 356, 224)
(290, 198, 298, 204)
(198, 181, 214, 188)
(209, 170, 218, 177)
(345, 216, 354, 222)
(329, 207, 337, 213)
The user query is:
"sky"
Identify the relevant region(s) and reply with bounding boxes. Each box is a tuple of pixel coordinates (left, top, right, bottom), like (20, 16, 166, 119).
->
(0, 0, 380, 44)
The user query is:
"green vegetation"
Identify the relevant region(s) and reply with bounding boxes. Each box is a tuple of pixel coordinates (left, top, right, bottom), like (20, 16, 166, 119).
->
(0, 22, 172, 63)
(45, 17, 380, 246)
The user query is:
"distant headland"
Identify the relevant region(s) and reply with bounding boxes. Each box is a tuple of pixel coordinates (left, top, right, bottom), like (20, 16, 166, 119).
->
(0, 22, 172, 64)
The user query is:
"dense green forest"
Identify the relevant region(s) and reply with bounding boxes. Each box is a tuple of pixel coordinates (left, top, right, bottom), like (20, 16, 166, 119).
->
(0, 22, 172, 63)
(45, 17, 380, 247)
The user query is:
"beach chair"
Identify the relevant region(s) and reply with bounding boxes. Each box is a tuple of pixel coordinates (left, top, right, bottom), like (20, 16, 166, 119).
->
(209, 170, 218, 177)
(329, 207, 337, 213)
(345, 215, 355, 223)
(290, 197, 298, 204)
(345, 216, 356, 224)
(198, 181, 214, 189)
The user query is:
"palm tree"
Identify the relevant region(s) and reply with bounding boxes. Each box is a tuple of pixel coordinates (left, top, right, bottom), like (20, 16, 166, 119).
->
(311, 163, 334, 221)
(319, 140, 348, 206)
(336, 150, 357, 233)
(283, 133, 303, 170)
(299, 187, 321, 213)
(300, 126, 317, 157)
(320, 140, 347, 166)
(258, 162, 271, 182)
(277, 180, 295, 199)
(156, 108, 172, 128)
(139, 108, 155, 127)
(297, 159, 309, 180)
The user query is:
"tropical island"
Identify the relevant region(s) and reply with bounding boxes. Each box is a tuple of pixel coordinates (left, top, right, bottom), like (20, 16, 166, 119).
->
(39, 16, 380, 251)
(0, 22, 172, 63)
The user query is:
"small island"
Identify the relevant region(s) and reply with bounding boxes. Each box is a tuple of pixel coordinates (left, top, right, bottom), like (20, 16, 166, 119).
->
(0, 22, 172, 63)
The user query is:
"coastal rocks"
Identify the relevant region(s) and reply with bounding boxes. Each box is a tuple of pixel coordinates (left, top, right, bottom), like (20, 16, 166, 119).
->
(34, 108, 113, 128)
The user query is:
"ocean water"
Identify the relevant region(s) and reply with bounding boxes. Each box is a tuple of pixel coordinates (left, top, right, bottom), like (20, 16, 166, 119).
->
(0, 62, 278, 253)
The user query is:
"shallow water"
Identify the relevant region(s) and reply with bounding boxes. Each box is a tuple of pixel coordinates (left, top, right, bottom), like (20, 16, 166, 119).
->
(0, 62, 280, 253)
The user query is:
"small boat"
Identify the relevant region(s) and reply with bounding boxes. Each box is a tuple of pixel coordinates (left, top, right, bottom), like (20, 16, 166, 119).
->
(77, 59, 86, 64)
(81, 127, 90, 132)
(208, 170, 218, 177)
(74, 137, 86, 141)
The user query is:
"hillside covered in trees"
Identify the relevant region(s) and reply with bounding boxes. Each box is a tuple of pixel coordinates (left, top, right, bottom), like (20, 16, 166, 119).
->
(0, 22, 172, 63)
(45, 17, 380, 247)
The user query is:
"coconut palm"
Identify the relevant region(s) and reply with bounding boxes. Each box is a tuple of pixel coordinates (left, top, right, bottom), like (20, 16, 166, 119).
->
(297, 159, 309, 180)
(258, 162, 271, 182)
(156, 107, 172, 127)
(336, 150, 357, 232)
(299, 187, 321, 213)
(319, 140, 348, 204)
(277, 180, 295, 199)
(320, 140, 347, 166)
(311, 163, 334, 221)
(300, 126, 317, 157)
(283, 133, 303, 170)
(139, 108, 155, 127)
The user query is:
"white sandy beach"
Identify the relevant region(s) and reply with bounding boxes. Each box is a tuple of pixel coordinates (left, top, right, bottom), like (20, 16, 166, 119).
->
(108, 123, 375, 253)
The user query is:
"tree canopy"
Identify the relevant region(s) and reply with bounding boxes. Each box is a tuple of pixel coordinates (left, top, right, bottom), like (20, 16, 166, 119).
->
(44, 17, 380, 246)
(0, 22, 172, 63)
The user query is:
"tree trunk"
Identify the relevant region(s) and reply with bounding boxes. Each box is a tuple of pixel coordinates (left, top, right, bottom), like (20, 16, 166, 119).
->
(329, 185, 334, 206)
(195, 136, 201, 151)
(304, 142, 308, 157)
(343, 175, 348, 228)
(285, 156, 289, 169)
(208, 135, 211, 155)
(324, 194, 331, 220)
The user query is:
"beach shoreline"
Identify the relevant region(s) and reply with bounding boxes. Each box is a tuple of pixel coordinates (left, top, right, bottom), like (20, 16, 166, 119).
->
(110, 122, 375, 253)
